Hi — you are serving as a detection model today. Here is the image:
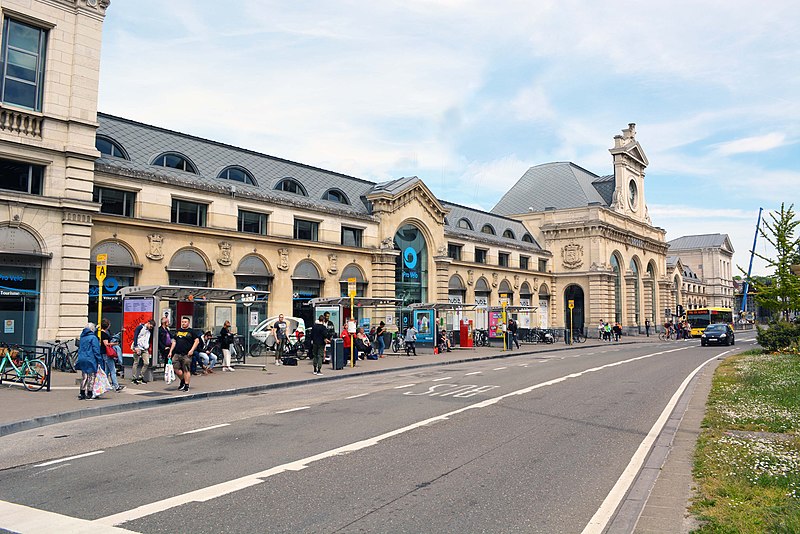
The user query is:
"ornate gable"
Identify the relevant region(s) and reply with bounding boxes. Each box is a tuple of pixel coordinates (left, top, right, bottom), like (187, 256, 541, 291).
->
(367, 177, 448, 224)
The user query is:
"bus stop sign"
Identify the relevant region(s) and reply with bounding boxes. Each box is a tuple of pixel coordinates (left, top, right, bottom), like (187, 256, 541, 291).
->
(96, 253, 107, 282)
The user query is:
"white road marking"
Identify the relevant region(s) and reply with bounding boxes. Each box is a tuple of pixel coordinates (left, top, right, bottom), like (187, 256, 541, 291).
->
(581, 350, 725, 534)
(181, 423, 230, 435)
(465, 371, 482, 376)
(432, 376, 452, 381)
(493, 367, 507, 370)
(92, 345, 692, 528)
(34, 450, 104, 467)
(393, 384, 416, 389)
(0, 501, 137, 533)
(275, 406, 310, 414)
(346, 393, 369, 399)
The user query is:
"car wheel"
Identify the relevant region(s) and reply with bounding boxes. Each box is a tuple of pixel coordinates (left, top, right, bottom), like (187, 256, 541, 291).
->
(726, 338, 731, 346)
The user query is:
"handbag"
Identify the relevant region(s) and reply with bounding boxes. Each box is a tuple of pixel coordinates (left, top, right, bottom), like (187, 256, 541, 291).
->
(93, 367, 112, 397)
(164, 359, 176, 384)
(105, 343, 117, 358)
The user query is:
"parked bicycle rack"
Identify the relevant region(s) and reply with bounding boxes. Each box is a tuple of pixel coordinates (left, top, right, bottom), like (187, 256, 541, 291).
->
(0, 343, 52, 392)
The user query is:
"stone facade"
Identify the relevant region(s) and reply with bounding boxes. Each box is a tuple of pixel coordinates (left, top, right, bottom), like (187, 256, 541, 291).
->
(0, 0, 108, 344)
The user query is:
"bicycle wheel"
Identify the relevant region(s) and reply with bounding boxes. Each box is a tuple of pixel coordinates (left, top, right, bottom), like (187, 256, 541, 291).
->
(53, 347, 66, 372)
(22, 359, 47, 391)
(576, 333, 586, 343)
(67, 349, 78, 372)
(249, 342, 266, 358)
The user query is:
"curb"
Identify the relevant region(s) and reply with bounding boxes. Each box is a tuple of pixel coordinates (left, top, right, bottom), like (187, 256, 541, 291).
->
(0, 340, 638, 437)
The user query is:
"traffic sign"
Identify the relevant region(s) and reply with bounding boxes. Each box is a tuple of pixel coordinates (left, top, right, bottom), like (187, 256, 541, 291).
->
(347, 277, 357, 297)
(240, 286, 256, 308)
(568, 299, 574, 309)
(96, 253, 107, 282)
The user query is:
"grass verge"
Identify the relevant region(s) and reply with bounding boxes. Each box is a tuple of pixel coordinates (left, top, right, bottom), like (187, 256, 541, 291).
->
(691, 349, 800, 533)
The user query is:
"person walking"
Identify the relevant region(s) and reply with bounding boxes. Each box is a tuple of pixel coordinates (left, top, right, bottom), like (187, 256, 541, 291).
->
(131, 319, 155, 385)
(404, 324, 417, 356)
(272, 314, 289, 366)
(645, 318, 651, 337)
(598, 320, 605, 340)
(508, 318, 520, 349)
(310, 315, 328, 375)
(375, 321, 386, 358)
(158, 316, 172, 367)
(75, 323, 103, 400)
(100, 318, 124, 392)
(168, 317, 200, 392)
(219, 320, 235, 372)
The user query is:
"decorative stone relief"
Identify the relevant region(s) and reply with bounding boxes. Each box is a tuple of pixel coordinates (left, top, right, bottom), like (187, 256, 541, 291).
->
(467, 269, 474, 286)
(278, 248, 290, 271)
(379, 237, 394, 250)
(216, 241, 232, 266)
(513, 275, 519, 289)
(561, 243, 584, 270)
(491, 273, 498, 287)
(146, 234, 164, 261)
(8, 203, 23, 227)
(437, 244, 447, 256)
(327, 253, 338, 274)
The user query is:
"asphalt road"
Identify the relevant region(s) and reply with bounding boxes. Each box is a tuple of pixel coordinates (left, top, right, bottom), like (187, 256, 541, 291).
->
(0, 337, 754, 533)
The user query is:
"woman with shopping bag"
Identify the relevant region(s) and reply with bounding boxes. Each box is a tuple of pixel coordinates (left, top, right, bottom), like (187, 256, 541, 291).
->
(75, 323, 105, 400)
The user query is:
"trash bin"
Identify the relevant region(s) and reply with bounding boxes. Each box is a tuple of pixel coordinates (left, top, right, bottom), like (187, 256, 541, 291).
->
(330, 338, 345, 370)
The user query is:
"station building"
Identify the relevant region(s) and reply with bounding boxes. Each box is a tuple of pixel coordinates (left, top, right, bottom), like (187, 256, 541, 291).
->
(0, 0, 737, 346)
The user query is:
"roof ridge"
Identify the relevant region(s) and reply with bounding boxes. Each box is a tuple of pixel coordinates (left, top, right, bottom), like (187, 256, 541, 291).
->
(441, 199, 533, 226)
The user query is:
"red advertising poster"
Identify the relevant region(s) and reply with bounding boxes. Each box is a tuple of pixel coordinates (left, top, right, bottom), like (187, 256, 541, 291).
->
(122, 297, 155, 356)
(488, 310, 503, 338)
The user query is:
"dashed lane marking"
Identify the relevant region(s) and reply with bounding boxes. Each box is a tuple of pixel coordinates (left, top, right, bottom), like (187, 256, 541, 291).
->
(346, 393, 369, 399)
(182, 424, 230, 435)
(432, 377, 452, 381)
(275, 406, 310, 414)
(465, 371, 482, 376)
(393, 384, 416, 389)
(493, 367, 507, 370)
(35, 450, 104, 467)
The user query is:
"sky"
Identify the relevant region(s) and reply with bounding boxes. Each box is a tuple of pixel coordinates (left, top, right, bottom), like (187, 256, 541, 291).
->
(97, 1, 800, 277)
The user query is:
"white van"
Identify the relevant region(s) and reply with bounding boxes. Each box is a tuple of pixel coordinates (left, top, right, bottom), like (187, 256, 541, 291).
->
(251, 316, 307, 348)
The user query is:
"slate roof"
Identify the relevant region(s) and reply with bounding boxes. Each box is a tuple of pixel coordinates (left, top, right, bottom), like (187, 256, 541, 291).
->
(442, 201, 543, 251)
(668, 234, 733, 252)
(94, 113, 544, 250)
(95, 113, 378, 219)
(491, 162, 613, 216)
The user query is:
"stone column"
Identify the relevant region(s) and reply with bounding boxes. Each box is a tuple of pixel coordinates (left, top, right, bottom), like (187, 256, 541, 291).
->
(434, 256, 453, 303)
(371, 249, 400, 300)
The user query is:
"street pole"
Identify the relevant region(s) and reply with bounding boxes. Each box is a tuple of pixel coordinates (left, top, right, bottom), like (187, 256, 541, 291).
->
(348, 278, 356, 368)
(96, 254, 107, 339)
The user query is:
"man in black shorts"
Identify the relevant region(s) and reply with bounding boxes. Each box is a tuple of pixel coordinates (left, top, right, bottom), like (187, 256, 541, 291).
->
(168, 317, 200, 392)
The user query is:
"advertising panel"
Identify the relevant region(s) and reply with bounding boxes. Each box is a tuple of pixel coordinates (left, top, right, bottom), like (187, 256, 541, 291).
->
(413, 309, 434, 343)
(122, 297, 155, 357)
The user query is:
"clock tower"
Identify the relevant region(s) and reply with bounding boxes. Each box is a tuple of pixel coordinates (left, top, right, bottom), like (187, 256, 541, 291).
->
(609, 123, 650, 223)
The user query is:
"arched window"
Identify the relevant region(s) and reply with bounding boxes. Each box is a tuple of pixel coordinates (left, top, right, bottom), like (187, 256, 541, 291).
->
(647, 262, 657, 322)
(95, 136, 128, 159)
(217, 166, 257, 186)
(394, 224, 428, 306)
(522, 233, 534, 243)
(481, 224, 496, 235)
(340, 264, 367, 296)
(498, 280, 513, 305)
(275, 178, 307, 196)
(322, 189, 350, 205)
(502, 229, 515, 239)
(630, 258, 641, 326)
(457, 218, 473, 230)
(167, 249, 212, 287)
(152, 152, 197, 174)
(610, 253, 622, 323)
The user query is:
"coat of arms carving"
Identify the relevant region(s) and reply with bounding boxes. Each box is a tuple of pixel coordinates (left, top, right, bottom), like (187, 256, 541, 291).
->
(217, 241, 232, 266)
(561, 243, 584, 270)
(146, 234, 164, 261)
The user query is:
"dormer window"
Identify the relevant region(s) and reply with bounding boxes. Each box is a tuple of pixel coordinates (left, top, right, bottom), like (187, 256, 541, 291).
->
(275, 177, 307, 196)
(218, 166, 256, 186)
(522, 233, 534, 243)
(96, 136, 128, 159)
(481, 224, 496, 235)
(502, 229, 515, 239)
(457, 218, 473, 230)
(322, 188, 349, 204)
(152, 152, 197, 174)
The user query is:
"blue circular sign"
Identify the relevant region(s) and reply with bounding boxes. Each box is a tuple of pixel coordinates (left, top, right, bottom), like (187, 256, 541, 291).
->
(103, 277, 119, 293)
(403, 247, 418, 269)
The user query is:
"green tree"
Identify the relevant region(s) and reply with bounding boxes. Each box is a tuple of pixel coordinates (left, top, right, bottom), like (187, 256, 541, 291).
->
(749, 203, 800, 320)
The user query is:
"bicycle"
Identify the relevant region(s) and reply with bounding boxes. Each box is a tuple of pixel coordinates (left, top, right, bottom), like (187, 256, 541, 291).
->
(566, 329, 586, 344)
(472, 329, 490, 347)
(46, 339, 78, 372)
(0, 345, 48, 391)
(391, 333, 405, 353)
(658, 329, 677, 341)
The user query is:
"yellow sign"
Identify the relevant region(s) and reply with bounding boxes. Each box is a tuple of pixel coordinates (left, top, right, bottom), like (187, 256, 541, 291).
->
(96, 264, 107, 282)
(347, 277, 357, 297)
(568, 299, 575, 309)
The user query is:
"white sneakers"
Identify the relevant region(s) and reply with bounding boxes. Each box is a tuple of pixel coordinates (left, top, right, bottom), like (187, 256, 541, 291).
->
(222, 366, 235, 372)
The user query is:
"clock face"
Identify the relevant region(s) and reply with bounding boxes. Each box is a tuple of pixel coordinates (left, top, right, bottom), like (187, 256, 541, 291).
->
(628, 179, 638, 210)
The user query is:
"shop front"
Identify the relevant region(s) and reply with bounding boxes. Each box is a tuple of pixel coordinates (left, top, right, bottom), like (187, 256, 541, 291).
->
(394, 224, 428, 334)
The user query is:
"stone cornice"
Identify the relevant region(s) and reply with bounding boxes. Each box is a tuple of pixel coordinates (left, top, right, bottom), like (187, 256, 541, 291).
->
(367, 181, 448, 224)
(540, 218, 668, 255)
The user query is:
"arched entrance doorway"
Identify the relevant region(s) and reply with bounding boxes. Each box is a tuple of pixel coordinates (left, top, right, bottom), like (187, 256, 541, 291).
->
(235, 255, 272, 338)
(394, 224, 428, 332)
(0, 226, 48, 345)
(292, 260, 323, 328)
(538, 283, 550, 328)
(563, 284, 585, 334)
(89, 240, 140, 329)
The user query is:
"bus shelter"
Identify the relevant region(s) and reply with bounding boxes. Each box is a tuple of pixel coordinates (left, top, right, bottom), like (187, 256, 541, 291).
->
(308, 297, 402, 337)
(408, 302, 483, 347)
(118, 285, 269, 369)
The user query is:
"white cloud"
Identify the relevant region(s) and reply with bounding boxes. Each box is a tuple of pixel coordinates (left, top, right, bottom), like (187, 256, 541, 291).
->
(714, 133, 788, 156)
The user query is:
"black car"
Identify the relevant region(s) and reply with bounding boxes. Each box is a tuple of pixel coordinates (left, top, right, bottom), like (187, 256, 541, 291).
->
(700, 323, 735, 346)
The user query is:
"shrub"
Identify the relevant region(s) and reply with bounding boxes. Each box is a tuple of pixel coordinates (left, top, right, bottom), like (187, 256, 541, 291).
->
(757, 321, 800, 353)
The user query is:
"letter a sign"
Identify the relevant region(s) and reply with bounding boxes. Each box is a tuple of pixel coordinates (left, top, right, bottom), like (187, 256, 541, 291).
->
(96, 253, 107, 283)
